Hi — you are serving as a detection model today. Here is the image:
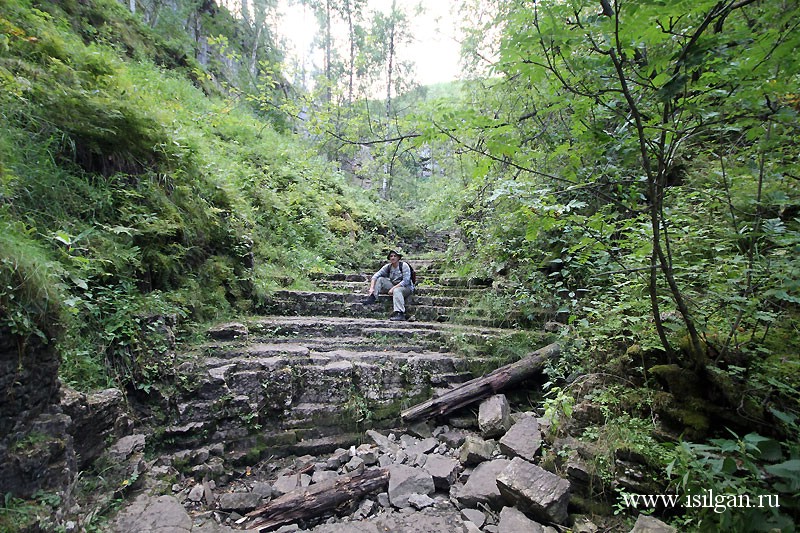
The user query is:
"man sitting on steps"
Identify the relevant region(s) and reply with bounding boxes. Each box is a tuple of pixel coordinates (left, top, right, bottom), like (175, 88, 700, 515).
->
(364, 250, 414, 321)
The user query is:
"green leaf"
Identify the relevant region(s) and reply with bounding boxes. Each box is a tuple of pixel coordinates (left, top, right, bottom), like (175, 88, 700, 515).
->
(651, 72, 671, 87)
(53, 231, 73, 246)
(764, 460, 800, 491)
(68, 275, 88, 291)
(769, 409, 798, 428)
(743, 434, 783, 462)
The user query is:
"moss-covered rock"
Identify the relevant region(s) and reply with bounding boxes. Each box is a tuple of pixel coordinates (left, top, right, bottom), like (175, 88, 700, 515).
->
(649, 364, 703, 398)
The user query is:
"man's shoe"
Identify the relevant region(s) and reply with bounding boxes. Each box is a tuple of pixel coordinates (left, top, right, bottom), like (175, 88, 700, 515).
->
(363, 294, 377, 305)
(389, 311, 406, 321)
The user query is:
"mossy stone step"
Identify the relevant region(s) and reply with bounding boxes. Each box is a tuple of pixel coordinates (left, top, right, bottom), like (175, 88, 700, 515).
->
(253, 335, 447, 352)
(261, 291, 461, 322)
(311, 280, 486, 297)
(247, 315, 452, 334)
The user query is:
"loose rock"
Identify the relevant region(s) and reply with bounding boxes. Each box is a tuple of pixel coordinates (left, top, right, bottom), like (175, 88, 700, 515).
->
(218, 492, 262, 512)
(458, 436, 496, 466)
(422, 454, 460, 490)
(496, 457, 571, 524)
(478, 395, 513, 438)
(461, 508, 486, 527)
(497, 506, 553, 533)
(113, 494, 192, 533)
(630, 514, 677, 533)
(498, 415, 542, 461)
(455, 458, 511, 509)
(388, 464, 435, 508)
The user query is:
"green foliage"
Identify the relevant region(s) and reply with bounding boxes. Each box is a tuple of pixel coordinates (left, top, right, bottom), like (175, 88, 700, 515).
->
(0, 218, 63, 341)
(413, 0, 800, 439)
(343, 385, 374, 426)
(448, 329, 546, 370)
(0, 0, 389, 393)
(0, 490, 64, 533)
(666, 422, 800, 531)
(541, 385, 574, 437)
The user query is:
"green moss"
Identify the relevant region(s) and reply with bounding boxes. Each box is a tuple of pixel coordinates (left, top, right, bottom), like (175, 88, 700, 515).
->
(649, 364, 702, 398)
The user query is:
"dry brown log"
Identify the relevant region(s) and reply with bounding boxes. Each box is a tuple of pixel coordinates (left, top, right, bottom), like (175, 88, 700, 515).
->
(401, 342, 560, 422)
(239, 467, 389, 531)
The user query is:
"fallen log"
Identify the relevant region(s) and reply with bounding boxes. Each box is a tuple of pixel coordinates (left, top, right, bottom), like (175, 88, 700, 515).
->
(239, 467, 389, 531)
(401, 342, 560, 422)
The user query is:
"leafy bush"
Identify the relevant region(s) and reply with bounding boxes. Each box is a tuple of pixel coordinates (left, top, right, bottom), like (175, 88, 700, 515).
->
(666, 418, 800, 531)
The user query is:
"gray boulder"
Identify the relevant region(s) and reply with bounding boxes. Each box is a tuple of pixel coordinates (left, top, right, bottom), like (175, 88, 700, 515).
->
(496, 457, 570, 524)
(218, 491, 263, 512)
(388, 464, 435, 508)
(497, 506, 555, 533)
(113, 494, 192, 533)
(498, 415, 542, 461)
(478, 394, 513, 438)
(406, 437, 438, 458)
(273, 473, 300, 495)
(422, 454, 460, 490)
(458, 435, 496, 465)
(408, 493, 436, 509)
(461, 508, 486, 528)
(455, 458, 511, 509)
(207, 322, 248, 340)
(630, 514, 677, 533)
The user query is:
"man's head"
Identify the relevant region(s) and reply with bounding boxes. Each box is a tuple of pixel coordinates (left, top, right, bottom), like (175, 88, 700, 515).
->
(387, 250, 401, 265)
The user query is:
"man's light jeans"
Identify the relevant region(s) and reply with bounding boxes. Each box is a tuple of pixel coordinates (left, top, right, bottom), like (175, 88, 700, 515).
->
(373, 277, 412, 313)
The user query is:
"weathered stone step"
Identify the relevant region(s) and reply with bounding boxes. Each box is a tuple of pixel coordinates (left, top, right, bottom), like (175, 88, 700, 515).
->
(308, 261, 447, 281)
(248, 316, 450, 334)
(436, 277, 493, 288)
(307, 272, 490, 288)
(311, 280, 486, 297)
(261, 291, 461, 322)
(212, 327, 448, 349)
(196, 341, 461, 368)
(204, 316, 530, 355)
(363, 258, 448, 272)
(163, 344, 482, 454)
(244, 316, 517, 342)
(318, 275, 493, 289)
(309, 272, 370, 282)
(256, 336, 447, 353)
(286, 303, 456, 323)
(266, 290, 462, 306)
(453, 317, 524, 328)
(361, 303, 547, 329)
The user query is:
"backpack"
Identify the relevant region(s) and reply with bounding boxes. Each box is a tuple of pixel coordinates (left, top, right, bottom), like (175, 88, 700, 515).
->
(399, 261, 417, 285)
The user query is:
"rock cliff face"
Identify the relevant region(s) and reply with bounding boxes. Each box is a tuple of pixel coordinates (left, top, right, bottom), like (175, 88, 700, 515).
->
(0, 327, 129, 498)
(0, 326, 73, 497)
(0, 328, 61, 437)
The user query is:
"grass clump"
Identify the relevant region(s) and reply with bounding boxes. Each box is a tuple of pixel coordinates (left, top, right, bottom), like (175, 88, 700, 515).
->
(0, 219, 63, 342)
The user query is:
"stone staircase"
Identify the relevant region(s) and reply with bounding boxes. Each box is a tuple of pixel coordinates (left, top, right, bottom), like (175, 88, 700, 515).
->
(155, 257, 536, 461)
(104, 257, 596, 533)
(263, 258, 497, 325)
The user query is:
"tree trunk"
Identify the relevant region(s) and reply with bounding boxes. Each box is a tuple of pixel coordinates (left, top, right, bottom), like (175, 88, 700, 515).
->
(401, 343, 560, 422)
(346, 0, 355, 105)
(325, 0, 332, 105)
(240, 468, 389, 531)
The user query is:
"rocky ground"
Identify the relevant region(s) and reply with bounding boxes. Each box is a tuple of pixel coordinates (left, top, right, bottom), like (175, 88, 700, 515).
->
(87, 257, 675, 532)
(110, 399, 674, 533)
